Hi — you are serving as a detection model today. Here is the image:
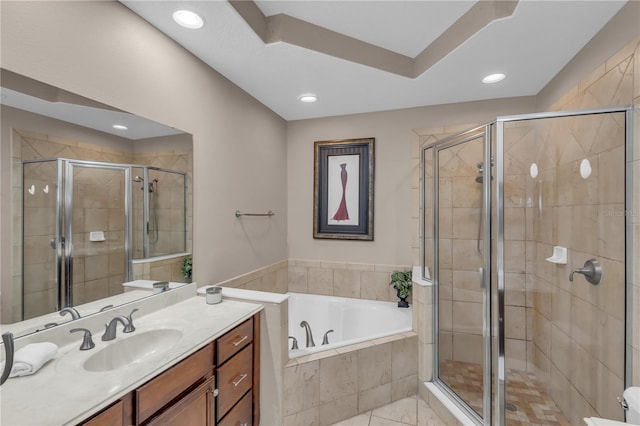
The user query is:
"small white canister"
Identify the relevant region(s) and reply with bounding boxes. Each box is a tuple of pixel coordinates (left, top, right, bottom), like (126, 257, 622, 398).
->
(206, 286, 222, 304)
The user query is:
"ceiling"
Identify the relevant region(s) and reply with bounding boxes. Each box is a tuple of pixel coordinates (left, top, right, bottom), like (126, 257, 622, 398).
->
(120, 0, 627, 121)
(1, 88, 184, 140)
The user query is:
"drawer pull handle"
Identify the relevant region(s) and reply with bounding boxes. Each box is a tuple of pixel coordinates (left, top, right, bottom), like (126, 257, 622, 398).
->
(231, 335, 248, 347)
(238, 423, 248, 426)
(232, 373, 248, 387)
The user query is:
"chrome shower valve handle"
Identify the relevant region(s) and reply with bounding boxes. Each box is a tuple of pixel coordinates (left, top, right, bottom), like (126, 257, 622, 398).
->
(569, 259, 602, 285)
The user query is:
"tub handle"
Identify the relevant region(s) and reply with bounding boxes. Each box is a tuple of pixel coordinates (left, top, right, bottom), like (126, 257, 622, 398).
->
(322, 330, 334, 345)
(288, 336, 299, 350)
(231, 335, 249, 347)
(232, 373, 248, 387)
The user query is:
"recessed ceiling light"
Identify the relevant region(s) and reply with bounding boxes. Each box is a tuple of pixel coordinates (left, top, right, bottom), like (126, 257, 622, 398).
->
(482, 73, 506, 84)
(298, 94, 318, 103)
(112, 124, 128, 130)
(173, 10, 204, 29)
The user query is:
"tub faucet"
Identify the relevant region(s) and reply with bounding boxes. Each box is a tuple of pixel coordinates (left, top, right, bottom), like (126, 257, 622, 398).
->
(59, 307, 81, 320)
(322, 329, 334, 345)
(102, 316, 131, 341)
(288, 336, 299, 350)
(300, 321, 315, 347)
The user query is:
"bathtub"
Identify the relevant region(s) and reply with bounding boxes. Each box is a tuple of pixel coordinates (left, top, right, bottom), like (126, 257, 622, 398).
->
(287, 292, 413, 358)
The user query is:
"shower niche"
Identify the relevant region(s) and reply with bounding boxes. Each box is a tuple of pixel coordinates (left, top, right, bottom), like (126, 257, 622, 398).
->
(22, 158, 187, 319)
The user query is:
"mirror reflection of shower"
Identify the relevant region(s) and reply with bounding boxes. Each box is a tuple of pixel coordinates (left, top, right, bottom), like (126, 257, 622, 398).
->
(133, 176, 159, 243)
(476, 158, 493, 253)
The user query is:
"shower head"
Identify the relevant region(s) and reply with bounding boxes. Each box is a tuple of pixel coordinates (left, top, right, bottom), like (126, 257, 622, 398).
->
(133, 176, 143, 183)
(475, 162, 485, 184)
(475, 159, 494, 184)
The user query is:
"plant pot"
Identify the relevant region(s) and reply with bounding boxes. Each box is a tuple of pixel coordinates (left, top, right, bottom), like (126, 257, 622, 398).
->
(396, 291, 409, 308)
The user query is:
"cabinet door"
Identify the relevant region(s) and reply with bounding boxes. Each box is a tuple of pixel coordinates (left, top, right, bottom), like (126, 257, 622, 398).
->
(82, 400, 124, 426)
(136, 343, 214, 423)
(146, 377, 214, 426)
(82, 393, 134, 426)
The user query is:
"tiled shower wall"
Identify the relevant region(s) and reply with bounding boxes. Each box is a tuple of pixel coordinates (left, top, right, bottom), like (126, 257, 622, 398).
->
(12, 128, 192, 320)
(132, 150, 192, 258)
(526, 39, 634, 424)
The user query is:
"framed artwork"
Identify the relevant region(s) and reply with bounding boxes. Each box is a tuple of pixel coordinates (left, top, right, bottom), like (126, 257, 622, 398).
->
(313, 138, 374, 240)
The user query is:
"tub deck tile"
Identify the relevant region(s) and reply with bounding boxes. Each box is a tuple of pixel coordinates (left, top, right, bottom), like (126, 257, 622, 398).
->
(335, 341, 375, 354)
(294, 349, 340, 364)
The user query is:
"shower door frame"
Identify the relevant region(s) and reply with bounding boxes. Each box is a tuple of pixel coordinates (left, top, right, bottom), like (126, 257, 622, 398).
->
(425, 124, 494, 426)
(494, 106, 635, 408)
(63, 159, 133, 308)
(423, 105, 633, 426)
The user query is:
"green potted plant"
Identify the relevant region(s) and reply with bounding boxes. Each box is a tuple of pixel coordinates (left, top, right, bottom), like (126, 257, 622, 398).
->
(181, 255, 192, 283)
(390, 270, 412, 308)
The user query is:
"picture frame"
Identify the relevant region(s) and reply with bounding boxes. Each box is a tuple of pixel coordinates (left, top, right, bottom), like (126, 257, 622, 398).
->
(313, 137, 374, 240)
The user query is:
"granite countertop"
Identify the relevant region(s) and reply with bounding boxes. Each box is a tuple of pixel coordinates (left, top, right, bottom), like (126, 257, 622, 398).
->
(1, 296, 263, 425)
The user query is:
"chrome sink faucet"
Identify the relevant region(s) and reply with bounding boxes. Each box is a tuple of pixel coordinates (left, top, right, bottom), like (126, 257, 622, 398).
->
(101, 308, 139, 341)
(59, 307, 81, 320)
(102, 316, 132, 341)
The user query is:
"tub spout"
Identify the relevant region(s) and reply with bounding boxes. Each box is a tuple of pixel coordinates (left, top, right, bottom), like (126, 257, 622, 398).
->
(322, 329, 334, 345)
(300, 321, 315, 347)
(288, 336, 299, 350)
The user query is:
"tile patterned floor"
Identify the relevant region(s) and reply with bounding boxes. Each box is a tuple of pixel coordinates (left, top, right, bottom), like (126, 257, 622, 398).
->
(330, 396, 447, 426)
(440, 359, 571, 426)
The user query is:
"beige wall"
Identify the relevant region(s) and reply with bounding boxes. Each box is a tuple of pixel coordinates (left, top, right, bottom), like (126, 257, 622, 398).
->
(286, 97, 537, 267)
(0, 1, 288, 298)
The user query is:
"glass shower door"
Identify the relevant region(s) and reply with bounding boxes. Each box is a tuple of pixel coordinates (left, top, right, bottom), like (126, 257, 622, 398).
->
(22, 159, 59, 320)
(65, 161, 130, 306)
(434, 127, 492, 424)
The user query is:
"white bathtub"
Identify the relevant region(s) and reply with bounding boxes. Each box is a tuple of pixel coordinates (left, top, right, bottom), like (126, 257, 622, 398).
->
(287, 292, 412, 358)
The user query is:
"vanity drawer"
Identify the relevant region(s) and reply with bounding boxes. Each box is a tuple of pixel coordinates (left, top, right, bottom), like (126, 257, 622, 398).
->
(217, 319, 253, 364)
(218, 390, 252, 426)
(136, 343, 214, 424)
(216, 343, 253, 421)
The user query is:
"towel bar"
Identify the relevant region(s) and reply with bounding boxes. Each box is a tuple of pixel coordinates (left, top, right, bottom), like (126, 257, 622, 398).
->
(235, 210, 275, 217)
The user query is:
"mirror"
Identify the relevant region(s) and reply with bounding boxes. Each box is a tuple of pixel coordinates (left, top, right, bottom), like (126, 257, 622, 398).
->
(1, 69, 193, 338)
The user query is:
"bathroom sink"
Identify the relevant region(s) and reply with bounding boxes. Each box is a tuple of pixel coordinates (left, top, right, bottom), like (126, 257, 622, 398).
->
(83, 329, 183, 372)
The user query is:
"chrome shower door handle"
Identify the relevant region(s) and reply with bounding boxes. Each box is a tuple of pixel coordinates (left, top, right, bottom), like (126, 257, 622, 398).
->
(569, 259, 602, 285)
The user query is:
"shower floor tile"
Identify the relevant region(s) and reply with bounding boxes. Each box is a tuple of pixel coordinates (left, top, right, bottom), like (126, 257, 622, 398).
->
(440, 359, 571, 426)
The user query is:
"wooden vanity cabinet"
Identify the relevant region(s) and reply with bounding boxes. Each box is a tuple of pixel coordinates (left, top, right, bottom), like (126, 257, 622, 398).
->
(79, 313, 260, 426)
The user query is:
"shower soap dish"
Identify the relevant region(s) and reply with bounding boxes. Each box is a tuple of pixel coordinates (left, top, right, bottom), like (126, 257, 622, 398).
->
(546, 246, 567, 264)
(89, 231, 105, 242)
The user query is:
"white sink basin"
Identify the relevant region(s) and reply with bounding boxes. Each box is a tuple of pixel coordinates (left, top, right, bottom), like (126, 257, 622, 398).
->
(83, 329, 183, 372)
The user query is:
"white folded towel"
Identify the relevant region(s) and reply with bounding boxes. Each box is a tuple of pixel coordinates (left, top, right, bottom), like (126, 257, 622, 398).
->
(7, 342, 58, 377)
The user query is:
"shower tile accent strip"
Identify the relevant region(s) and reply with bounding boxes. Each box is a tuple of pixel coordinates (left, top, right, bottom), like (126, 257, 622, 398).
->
(283, 332, 418, 426)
